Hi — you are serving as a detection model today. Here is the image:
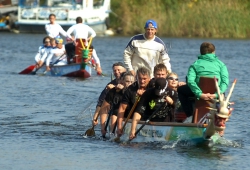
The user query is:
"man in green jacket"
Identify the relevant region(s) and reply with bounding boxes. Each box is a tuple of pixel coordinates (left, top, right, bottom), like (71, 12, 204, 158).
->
(177, 42, 229, 123)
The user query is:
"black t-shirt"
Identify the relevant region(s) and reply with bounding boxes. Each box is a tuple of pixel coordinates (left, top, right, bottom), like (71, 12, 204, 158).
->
(120, 81, 139, 118)
(135, 88, 178, 122)
(96, 79, 118, 107)
(147, 78, 156, 88)
(105, 88, 124, 116)
(121, 81, 151, 118)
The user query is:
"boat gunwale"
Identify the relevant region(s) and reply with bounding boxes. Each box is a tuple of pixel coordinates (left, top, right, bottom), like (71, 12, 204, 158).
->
(126, 119, 207, 128)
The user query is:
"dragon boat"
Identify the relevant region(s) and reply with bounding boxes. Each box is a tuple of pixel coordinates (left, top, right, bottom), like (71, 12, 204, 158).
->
(19, 39, 96, 78)
(120, 77, 237, 146)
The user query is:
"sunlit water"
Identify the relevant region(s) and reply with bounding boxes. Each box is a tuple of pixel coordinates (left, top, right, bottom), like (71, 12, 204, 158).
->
(0, 32, 249, 170)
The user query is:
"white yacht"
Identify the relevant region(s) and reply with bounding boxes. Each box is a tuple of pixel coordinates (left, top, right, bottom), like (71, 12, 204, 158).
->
(17, 0, 112, 35)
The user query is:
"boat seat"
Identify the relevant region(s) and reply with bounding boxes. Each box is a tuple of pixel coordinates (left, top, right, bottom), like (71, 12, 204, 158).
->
(174, 97, 195, 122)
(193, 77, 216, 123)
(175, 111, 186, 122)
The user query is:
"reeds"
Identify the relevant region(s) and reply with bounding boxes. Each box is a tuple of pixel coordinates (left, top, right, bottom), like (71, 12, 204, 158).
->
(110, 0, 250, 38)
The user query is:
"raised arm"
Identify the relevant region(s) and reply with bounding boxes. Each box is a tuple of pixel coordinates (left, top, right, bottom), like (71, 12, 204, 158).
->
(123, 37, 135, 74)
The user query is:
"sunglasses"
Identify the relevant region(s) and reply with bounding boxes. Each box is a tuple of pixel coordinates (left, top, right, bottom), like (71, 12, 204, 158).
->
(44, 41, 50, 43)
(168, 77, 179, 81)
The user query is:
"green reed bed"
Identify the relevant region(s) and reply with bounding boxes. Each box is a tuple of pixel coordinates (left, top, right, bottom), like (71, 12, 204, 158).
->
(110, 0, 250, 38)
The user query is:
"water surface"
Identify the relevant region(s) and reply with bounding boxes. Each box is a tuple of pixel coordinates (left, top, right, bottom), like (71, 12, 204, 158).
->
(0, 32, 249, 170)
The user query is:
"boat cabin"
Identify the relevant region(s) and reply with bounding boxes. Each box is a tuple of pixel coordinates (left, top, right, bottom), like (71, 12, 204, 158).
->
(17, 0, 111, 34)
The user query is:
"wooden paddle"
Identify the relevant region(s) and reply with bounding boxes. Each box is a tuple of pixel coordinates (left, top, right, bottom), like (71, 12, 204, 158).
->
(102, 106, 113, 138)
(114, 95, 140, 142)
(129, 101, 166, 141)
(19, 65, 36, 74)
(87, 62, 106, 76)
(85, 74, 114, 136)
(30, 64, 45, 75)
(84, 112, 100, 136)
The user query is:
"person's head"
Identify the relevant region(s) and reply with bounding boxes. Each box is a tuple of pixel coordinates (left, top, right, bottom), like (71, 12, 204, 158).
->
(119, 72, 135, 88)
(153, 63, 169, 79)
(200, 42, 215, 55)
(136, 67, 151, 88)
(154, 77, 167, 97)
(167, 72, 179, 90)
(49, 14, 56, 24)
(144, 19, 157, 40)
(76, 17, 83, 24)
(43, 36, 51, 47)
(50, 38, 56, 47)
(55, 38, 63, 48)
(112, 62, 127, 79)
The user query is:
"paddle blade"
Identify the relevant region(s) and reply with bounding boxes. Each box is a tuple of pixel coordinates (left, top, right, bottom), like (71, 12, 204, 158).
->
(113, 136, 121, 143)
(84, 126, 95, 136)
(19, 65, 36, 74)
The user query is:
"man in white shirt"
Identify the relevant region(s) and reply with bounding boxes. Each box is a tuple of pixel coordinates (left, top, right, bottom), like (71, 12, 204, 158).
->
(66, 16, 96, 44)
(45, 14, 68, 39)
(65, 16, 96, 64)
(123, 19, 171, 78)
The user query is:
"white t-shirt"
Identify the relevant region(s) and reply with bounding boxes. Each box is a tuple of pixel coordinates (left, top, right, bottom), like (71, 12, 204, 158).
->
(124, 34, 171, 78)
(66, 23, 96, 40)
(45, 45, 67, 66)
(34, 45, 51, 62)
(45, 23, 67, 38)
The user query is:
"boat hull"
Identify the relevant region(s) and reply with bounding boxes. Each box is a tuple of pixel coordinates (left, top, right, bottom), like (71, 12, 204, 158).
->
(39, 63, 92, 78)
(123, 121, 219, 145)
(17, 22, 107, 35)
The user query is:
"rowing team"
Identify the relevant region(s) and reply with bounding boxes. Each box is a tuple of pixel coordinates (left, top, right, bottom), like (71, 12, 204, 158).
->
(90, 62, 186, 140)
(32, 35, 102, 74)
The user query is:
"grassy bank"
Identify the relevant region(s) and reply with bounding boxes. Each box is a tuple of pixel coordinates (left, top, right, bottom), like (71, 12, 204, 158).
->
(110, 0, 250, 38)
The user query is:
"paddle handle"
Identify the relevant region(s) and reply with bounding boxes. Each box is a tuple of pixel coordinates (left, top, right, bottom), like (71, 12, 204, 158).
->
(134, 102, 166, 137)
(112, 121, 117, 134)
(122, 96, 140, 131)
(104, 107, 113, 131)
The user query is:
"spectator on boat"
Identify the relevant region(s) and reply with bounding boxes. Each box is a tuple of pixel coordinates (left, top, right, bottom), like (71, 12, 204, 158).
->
(129, 77, 177, 140)
(100, 72, 135, 137)
(116, 66, 151, 137)
(123, 19, 171, 78)
(92, 62, 127, 126)
(45, 14, 67, 39)
(34, 36, 51, 69)
(66, 16, 96, 47)
(177, 42, 229, 123)
(44, 38, 67, 72)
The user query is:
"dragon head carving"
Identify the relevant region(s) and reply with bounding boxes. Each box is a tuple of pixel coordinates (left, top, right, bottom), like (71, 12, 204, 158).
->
(204, 78, 236, 138)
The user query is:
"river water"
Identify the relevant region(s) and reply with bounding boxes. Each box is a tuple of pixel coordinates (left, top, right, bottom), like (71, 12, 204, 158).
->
(0, 32, 249, 170)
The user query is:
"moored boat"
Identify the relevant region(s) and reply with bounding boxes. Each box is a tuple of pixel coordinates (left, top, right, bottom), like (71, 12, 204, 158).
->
(16, 0, 112, 35)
